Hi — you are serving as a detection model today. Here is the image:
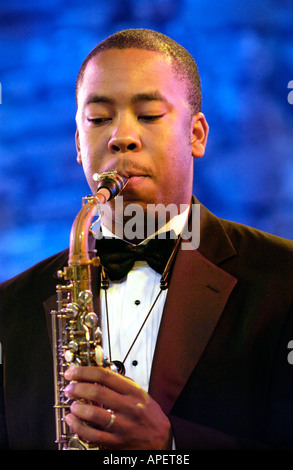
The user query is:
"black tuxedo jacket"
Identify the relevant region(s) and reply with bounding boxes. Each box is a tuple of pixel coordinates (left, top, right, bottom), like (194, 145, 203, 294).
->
(1, 202, 293, 450)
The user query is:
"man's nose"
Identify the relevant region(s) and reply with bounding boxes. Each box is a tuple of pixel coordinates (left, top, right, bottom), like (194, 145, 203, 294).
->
(108, 119, 141, 153)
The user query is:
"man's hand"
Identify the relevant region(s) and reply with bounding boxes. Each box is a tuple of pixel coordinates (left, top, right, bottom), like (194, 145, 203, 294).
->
(64, 366, 172, 450)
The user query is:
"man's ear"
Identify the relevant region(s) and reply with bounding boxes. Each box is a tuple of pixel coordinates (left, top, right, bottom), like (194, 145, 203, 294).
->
(75, 129, 82, 164)
(191, 113, 209, 159)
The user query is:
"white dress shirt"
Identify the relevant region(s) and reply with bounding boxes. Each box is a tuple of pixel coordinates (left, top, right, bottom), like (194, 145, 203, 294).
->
(94, 206, 190, 391)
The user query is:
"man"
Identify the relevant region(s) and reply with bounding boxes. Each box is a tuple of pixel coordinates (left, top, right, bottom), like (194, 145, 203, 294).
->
(0, 29, 293, 450)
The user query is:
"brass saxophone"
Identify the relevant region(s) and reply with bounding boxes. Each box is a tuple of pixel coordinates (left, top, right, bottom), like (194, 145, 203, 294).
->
(51, 171, 128, 450)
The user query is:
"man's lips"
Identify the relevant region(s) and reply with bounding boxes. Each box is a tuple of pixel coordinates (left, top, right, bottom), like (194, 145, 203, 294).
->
(116, 170, 150, 187)
(93, 166, 151, 194)
(122, 174, 148, 188)
(119, 171, 149, 179)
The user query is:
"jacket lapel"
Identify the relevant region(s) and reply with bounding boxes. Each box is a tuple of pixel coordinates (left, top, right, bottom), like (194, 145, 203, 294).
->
(148, 202, 238, 414)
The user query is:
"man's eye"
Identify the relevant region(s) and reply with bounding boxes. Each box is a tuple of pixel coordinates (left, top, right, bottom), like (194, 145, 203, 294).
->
(87, 117, 111, 125)
(139, 114, 164, 122)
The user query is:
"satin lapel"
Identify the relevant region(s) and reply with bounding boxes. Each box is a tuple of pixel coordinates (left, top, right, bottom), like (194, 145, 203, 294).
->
(149, 240, 238, 415)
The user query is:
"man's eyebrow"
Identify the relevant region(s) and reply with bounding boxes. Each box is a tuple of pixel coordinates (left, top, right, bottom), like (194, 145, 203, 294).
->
(85, 91, 168, 107)
(131, 91, 168, 104)
(85, 94, 114, 106)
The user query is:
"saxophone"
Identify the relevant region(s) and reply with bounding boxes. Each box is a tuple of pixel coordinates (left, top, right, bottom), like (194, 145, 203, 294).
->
(51, 171, 128, 450)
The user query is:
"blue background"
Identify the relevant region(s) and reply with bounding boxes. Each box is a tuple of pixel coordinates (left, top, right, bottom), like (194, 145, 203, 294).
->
(0, 0, 292, 282)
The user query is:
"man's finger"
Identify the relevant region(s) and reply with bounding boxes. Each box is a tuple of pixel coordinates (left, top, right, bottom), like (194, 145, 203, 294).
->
(64, 366, 141, 395)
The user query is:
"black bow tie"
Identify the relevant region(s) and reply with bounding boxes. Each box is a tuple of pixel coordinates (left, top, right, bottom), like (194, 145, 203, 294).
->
(96, 236, 176, 281)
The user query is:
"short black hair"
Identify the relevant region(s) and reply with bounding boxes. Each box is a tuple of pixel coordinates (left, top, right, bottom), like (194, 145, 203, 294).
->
(76, 28, 202, 114)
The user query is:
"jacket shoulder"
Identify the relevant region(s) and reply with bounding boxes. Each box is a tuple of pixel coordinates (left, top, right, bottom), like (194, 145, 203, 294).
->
(220, 218, 293, 253)
(219, 218, 293, 278)
(0, 248, 69, 301)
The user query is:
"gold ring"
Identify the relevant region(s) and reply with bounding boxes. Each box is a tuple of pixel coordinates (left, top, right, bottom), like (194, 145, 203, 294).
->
(104, 409, 116, 430)
(136, 402, 146, 410)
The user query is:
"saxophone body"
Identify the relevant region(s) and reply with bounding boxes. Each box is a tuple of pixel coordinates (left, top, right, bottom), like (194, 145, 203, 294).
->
(51, 171, 128, 450)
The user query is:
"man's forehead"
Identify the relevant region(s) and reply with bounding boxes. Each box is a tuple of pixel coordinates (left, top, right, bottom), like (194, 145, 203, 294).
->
(83, 48, 174, 80)
(77, 49, 180, 102)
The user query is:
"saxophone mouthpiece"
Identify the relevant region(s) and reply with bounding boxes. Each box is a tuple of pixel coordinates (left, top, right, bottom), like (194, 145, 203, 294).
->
(93, 171, 129, 201)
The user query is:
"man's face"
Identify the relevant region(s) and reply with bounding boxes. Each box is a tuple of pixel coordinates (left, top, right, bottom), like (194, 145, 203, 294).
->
(75, 48, 208, 216)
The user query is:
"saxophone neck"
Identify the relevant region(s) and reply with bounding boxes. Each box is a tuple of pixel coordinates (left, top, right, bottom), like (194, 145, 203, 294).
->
(68, 171, 128, 267)
(68, 195, 101, 266)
